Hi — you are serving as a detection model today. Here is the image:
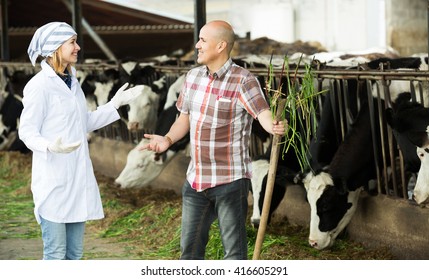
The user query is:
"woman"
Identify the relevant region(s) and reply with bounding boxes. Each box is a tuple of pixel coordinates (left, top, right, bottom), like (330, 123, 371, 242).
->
(19, 22, 141, 260)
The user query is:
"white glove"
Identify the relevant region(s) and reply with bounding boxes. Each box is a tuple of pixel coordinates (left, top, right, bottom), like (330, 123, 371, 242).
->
(111, 83, 144, 109)
(48, 137, 82, 154)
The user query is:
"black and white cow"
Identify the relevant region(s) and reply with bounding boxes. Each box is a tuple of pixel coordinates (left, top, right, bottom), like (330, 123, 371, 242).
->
(249, 134, 301, 227)
(385, 92, 429, 205)
(115, 101, 190, 188)
(367, 55, 429, 106)
(126, 84, 161, 132)
(115, 103, 190, 188)
(291, 57, 429, 250)
(296, 97, 383, 249)
(293, 75, 389, 250)
(0, 84, 29, 153)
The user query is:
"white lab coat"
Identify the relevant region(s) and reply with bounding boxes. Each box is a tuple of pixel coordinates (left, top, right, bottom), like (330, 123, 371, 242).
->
(19, 60, 120, 224)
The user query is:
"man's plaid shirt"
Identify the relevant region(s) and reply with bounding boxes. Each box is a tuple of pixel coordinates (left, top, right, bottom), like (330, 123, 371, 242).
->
(176, 59, 270, 191)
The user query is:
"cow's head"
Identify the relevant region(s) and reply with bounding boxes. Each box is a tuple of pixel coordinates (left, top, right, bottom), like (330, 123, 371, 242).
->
(413, 126, 429, 204)
(115, 139, 175, 188)
(127, 86, 160, 132)
(94, 80, 115, 106)
(298, 169, 362, 250)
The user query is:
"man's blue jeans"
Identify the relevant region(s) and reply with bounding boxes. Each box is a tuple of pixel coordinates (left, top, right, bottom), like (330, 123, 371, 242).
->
(40, 216, 85, 260)
(180, 178, 250, 260)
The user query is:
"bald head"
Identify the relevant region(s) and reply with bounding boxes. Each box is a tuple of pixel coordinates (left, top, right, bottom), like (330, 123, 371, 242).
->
(205, 20, 235, 53)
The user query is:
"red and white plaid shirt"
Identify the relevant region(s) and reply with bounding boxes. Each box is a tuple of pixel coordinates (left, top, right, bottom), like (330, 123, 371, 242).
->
(176, 59, 270, 191)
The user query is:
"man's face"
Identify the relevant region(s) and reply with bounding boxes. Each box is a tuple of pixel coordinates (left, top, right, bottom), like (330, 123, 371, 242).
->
(195, 24, 221, 65)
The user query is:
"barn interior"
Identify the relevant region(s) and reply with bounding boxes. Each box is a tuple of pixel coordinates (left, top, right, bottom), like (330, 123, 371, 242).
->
(1, 0, 429, 261)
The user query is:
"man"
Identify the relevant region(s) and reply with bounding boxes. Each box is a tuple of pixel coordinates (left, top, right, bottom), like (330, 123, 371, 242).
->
(142, 20, 286, 259)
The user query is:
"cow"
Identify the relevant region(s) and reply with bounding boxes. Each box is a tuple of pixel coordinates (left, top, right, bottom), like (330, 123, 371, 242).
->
(125, 74, 171, 132)
(415, 139, 429, 204)
(295, 96, 382, 249)
(114, 138, 177, 188)
(286, 56, 429, 250)
(163, 74, 185, 111)
(367, 55, 429, 106)
(87, 61, 168, 132)
(115, 103, 190, 188)
(250, 155, 296, 227)
(126, 85, 160, 132)
(92, 68, 121, 106)
(291, 73, 390, 250)
(385, 92, 429, 205)
(0, 89, 29, 153)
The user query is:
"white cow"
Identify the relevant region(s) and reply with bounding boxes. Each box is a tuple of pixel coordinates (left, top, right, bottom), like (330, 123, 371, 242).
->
(115, 138, 178, 188)
(94, 80, 116, 106)
(413, 126, 429, 205)
(126, 86, 160, 132)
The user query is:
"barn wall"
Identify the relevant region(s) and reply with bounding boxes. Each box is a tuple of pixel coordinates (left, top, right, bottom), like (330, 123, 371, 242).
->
(89, 136, 429, 260)
(386, 0, 428, 56)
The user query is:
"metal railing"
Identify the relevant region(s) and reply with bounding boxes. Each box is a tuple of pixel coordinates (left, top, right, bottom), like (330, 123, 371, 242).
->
(2, 61, 428, 201)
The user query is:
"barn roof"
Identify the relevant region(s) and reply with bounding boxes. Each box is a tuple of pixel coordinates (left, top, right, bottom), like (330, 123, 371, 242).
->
(3, 0, 195, 62)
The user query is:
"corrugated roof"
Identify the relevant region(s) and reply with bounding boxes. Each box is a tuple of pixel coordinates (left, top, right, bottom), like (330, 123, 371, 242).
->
(3, 0, 195, 61)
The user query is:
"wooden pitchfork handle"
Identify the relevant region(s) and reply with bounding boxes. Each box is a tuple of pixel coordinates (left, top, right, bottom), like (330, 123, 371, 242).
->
(252, 98, 286, 260)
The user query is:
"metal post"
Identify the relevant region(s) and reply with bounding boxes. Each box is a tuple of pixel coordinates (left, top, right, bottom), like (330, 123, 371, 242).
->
(0, 0, 9, 61)
(72, 0, 84, 62)
(194, 0, 206, 63)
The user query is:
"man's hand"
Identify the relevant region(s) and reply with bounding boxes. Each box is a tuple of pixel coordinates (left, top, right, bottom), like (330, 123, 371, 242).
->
(139, 134, 171, 153)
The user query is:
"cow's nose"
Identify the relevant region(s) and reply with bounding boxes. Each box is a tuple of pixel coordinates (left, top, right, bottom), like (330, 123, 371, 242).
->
(250, 218, 260, 228)
(309, 239, 318, 248)
(127, 122, 139, 131)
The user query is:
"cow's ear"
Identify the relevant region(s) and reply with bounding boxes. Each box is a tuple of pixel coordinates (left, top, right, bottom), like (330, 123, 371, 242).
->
(293, 172, 304, 185)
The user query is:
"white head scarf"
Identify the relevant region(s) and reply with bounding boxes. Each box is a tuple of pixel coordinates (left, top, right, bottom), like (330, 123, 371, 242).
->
(27, 22, 77, 66)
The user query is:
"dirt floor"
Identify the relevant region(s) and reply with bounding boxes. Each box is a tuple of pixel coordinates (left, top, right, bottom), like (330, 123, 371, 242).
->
(0, 230, 131, 260)
(0, 151, 395, 260)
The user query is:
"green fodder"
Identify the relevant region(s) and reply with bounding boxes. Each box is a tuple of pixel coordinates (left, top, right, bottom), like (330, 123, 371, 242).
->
(265, 55, 328, 172)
